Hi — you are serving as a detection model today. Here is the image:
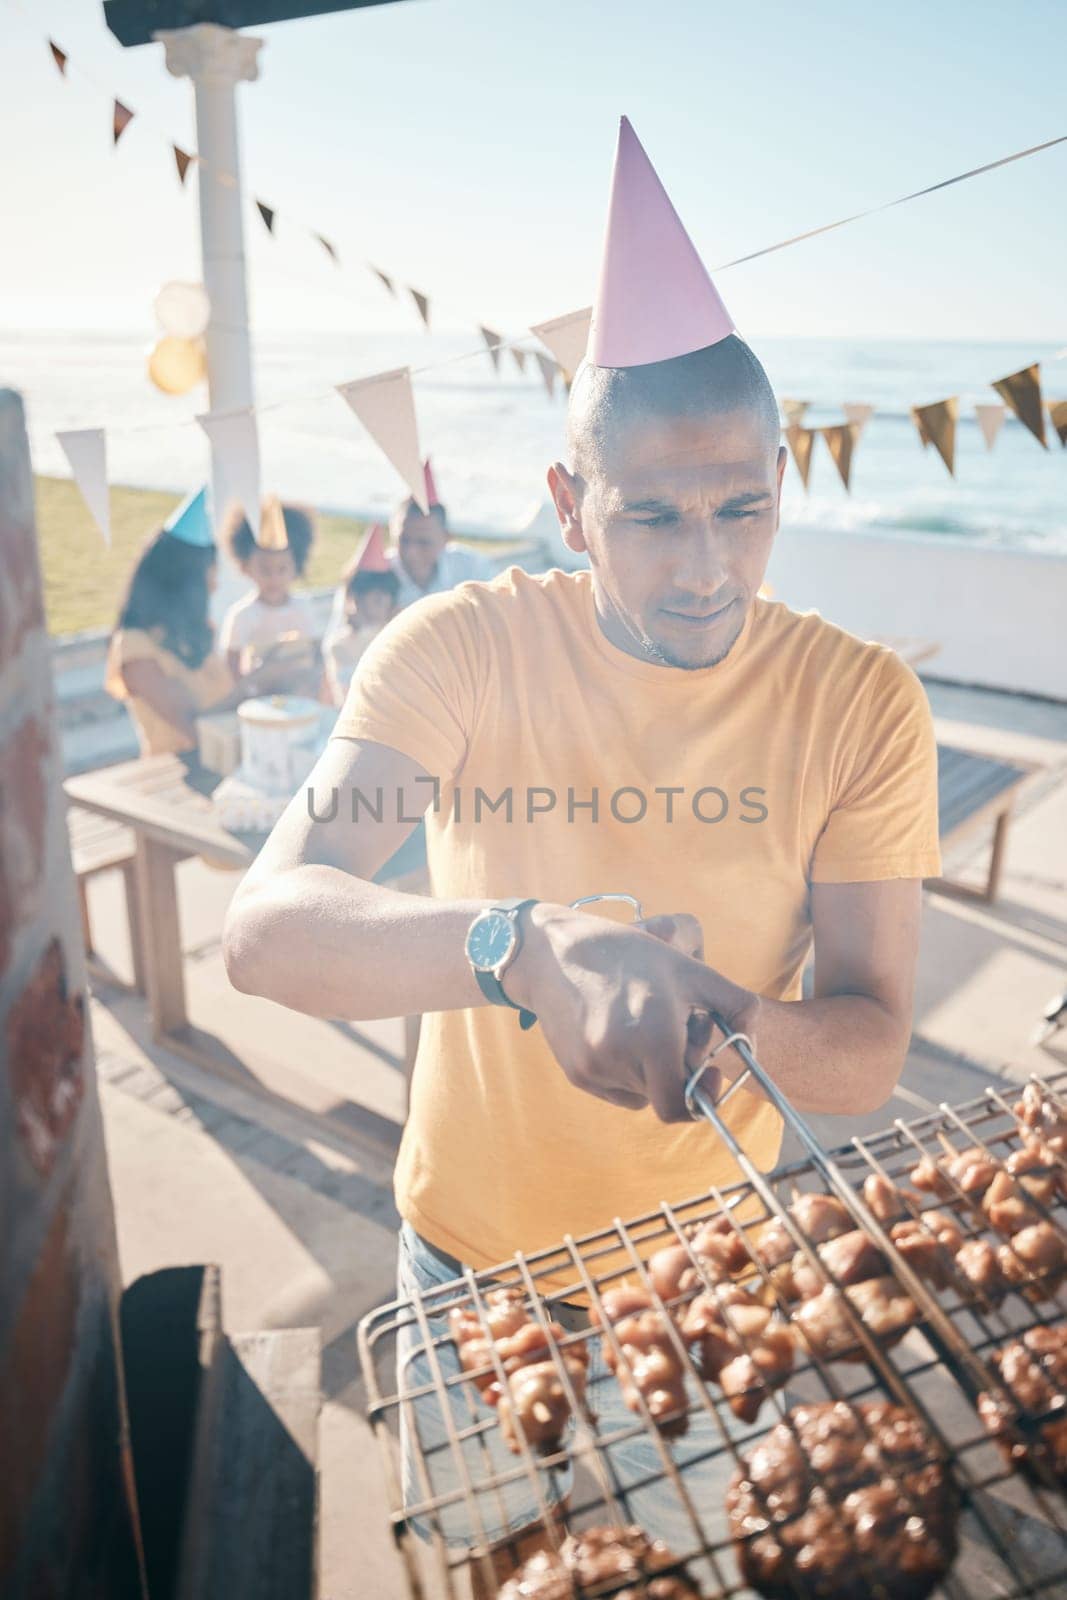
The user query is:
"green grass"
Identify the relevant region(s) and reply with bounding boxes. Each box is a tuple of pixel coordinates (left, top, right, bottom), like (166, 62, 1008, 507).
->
(35, 474, 366, 637)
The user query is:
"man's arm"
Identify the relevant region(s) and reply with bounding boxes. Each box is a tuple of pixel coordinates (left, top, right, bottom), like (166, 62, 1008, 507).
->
(735, 878, 922, 1116)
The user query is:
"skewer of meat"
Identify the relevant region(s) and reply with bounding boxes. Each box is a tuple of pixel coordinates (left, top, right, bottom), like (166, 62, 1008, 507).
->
(680, 1282, 793, 1421)
(450, 1287, 588, 1454)
(496, 1524, 702, 1599)
(1014, 1082, 1067, 1156)
(646, 1212, 750, 1307)
(977, 1324, 1067, 1493)
(726, 1399, 959, 1600)
(591, 1284, 689, 1437)
(792, 1276, 919, 1363)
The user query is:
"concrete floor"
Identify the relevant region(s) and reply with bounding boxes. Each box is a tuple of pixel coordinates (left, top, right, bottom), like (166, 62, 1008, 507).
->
(83, 677, 1067, 1600)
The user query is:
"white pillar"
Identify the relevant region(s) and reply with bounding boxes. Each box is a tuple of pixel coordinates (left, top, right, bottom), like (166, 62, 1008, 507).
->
(158, 23, 263, 610)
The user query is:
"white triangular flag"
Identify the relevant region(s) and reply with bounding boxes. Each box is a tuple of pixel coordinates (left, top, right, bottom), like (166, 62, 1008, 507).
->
(336, 368, 427, 512)
(842, 402, 875, 436)
(195, 409, 261, 538)
(534, 352, 557, 399)
(56, 428, 110, 545)
(975, 403, 1005, 451)
(530, 307, 592, 379)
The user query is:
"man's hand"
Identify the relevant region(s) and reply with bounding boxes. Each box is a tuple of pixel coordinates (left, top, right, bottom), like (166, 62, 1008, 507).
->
(505, 903, 760, 1123)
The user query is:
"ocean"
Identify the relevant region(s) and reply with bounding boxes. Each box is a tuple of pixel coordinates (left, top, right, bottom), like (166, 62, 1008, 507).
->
(3, 329, 1065, 553)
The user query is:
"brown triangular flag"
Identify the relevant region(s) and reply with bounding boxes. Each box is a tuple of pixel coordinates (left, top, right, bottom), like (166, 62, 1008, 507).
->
(49, 39, 68, 76)
(315, 233, 338, 264)
(410, 288, 430, 328)
(370, 264, 395, 296)
(511, 346, 527, 376)
(993, 364, 1047, 448)
(785, 424, 815, 490)
(820, 423, 859, 491)
(535, 351, 557, 399)
(911, 398, 958, 477)
(910, 406, 933, 448)
(255, 200, 275, 235)
(113, 100, 135, 145)
(1048, 400, 1067, 448)
(173, 144, 193, 185)
(975, 403, 1005, 451)
(842, 402, 875, 436)
(480, 327, 503, 371)
(782, 398, 810, 427)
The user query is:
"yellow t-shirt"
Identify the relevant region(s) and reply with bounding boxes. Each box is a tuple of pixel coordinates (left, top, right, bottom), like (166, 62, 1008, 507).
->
(333, 567, 941, 1276)
(106, 627, 233, 756)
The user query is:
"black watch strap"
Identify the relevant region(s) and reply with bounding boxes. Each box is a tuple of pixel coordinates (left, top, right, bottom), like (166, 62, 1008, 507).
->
(473, 898, 539, 1030)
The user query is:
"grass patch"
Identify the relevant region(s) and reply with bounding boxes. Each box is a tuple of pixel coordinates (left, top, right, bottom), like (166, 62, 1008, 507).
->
(35, 474, 365, 637)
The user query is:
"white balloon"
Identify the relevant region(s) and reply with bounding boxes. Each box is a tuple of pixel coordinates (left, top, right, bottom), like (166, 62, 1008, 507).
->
(154, 280, 211, 339)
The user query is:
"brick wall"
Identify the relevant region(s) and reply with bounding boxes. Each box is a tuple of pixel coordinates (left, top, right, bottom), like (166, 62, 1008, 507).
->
(0, 390, 143, 1597)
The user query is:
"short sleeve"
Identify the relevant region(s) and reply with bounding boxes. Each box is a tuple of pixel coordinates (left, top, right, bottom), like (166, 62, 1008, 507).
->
(810, 651, 942, 884)
(218, 600, 247, 654)
(330, 588, 484, 781)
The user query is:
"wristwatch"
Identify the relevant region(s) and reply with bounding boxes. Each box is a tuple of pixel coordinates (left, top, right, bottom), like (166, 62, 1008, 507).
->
(465, 897, 539, 1030)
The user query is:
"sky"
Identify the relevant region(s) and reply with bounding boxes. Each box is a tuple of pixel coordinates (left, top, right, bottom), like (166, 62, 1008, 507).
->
(0, 0, 1065, 342)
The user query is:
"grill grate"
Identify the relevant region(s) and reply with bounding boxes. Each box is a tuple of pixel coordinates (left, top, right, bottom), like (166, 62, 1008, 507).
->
(359, 1069, 1067, 1600)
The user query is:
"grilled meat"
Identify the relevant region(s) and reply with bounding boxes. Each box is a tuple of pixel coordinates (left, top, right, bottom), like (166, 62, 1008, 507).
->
(498, 1356, 588, 1454)
(719, 1326, 795, 1424)
(790, 1192, 853, 1244)
(646, 1213, 749, 1304)
(954, 1238, 1009, 1304)
(496, 1525, 701, 1599)
(593, 1285, 689, 1437)
(726, 1400, 958, 1600)
(790, 1229, 887, 1301)
(450, 1287, 588, 1453)
(997, 1221, 1067, 1303)
(1007, 1140, 1065, 1204)
(1015, 1083, 1067, 1155)
(862, 1172, 912, 1224)
(977, 1325, 1067, 1492)
(679, 1281, 793, 1420)
(889, 1210, 965, 1290)
(912, 1145, 998, 1203)
(982, 1168, 1042, 1236)
(793, 1276, 918, 1363)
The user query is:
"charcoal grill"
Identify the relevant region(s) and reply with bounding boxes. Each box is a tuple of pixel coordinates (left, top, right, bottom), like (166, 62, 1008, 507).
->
(358, 1055, 1067, 1600)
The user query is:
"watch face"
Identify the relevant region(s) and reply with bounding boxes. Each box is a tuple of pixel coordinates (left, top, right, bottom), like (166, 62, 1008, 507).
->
(466, 910, 516, 972)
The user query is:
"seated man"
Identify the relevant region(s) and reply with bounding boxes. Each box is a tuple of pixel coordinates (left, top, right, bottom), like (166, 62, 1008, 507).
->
(223, 118, 940, 1588)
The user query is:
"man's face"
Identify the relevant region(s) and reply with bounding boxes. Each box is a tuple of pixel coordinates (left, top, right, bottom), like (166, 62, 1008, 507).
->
(248, 547, 296, 605)
(397, 509, 447, 588)
(551, 406, 786, 670)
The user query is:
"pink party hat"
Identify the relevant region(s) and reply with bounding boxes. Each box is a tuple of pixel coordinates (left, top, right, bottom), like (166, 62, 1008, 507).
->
(589, 116, 734, 368)
(355, 522, 390, 573)
(422, 456, 440, 508)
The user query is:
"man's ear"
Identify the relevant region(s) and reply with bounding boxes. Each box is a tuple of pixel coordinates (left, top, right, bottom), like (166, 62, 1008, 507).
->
(547, 462, 588, 555)
(774, 444, 787, 524)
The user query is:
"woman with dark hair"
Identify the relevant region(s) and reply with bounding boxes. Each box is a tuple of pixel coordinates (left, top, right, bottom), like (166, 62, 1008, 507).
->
(105, 490, 287, 755)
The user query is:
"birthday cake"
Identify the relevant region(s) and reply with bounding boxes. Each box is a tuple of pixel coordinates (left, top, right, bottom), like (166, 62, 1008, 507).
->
(212, 694, 328, 833)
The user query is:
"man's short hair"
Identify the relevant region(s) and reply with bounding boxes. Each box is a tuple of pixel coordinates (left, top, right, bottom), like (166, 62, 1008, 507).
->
(566, 334, 781, 479)
(398, 495, 448, 530)
(346, 567, 400, 602)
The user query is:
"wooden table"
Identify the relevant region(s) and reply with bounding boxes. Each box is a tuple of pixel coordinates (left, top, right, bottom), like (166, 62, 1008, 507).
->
(65, 755, 258, 1053)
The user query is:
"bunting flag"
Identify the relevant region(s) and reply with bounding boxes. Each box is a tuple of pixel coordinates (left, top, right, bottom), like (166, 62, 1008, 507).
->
(530, 307, 592, 380)
(1049, 400, 1067, 448)
(534, 351, 557, 399)
(57, 428, 110, 545)
(842, 402, 875, 436)
(113, 99, 135, 145)
(336, 367, 427, 511)
(510, 346, 527, 376)
(785, 423, 815, 490)
(173, 144, 193, 186)
(315, 233, 338, 264)
(255, 200, 275, 235)
(781, 398, 810, 426)
(409, 287, 431, 328)
(48, 39, 67, 76)
(992, 363, 1047, 448)
(480, 326, 504, 371)
(370, 265, 395, 296)
(820, 422, 859, 491)
(975, 402, 1006, 451)
(195, 409, 262, 538)
(912, 397, 959, 477)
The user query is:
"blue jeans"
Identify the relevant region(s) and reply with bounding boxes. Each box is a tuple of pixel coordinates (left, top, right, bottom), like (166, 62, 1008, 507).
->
(395, 1222, 754, 1578)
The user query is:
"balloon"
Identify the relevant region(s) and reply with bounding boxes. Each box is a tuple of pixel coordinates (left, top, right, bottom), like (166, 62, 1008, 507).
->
(147, 336, 207, 395)
(154, 279, 210, 338)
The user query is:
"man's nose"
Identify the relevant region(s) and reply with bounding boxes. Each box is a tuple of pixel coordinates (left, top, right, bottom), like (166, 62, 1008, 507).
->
(671, 525, 730, 594)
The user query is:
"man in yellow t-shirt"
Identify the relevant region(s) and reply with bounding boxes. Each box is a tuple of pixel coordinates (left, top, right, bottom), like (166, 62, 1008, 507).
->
(223, 123, 940, 1580)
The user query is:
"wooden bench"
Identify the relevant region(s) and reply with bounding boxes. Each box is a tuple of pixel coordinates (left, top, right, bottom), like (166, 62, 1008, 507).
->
(67, 801, 146, 992)
(929, 743, 1036, 903)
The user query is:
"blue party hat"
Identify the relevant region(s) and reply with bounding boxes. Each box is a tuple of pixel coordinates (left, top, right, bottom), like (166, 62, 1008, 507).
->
(164, 486, 214, 547)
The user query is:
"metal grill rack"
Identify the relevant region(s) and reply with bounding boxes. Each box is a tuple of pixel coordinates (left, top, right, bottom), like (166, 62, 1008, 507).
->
(358, 1065, 1067, 1600)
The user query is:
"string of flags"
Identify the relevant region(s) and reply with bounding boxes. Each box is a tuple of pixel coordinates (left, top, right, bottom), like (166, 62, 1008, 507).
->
(782, 362, 1064, 492)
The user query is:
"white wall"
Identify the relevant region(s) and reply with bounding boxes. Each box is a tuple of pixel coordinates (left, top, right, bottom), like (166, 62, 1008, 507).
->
(766, 526, 1067, 701)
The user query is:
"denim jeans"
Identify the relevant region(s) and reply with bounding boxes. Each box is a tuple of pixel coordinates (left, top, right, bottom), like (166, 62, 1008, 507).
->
(394, 1221, 754, 1580)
